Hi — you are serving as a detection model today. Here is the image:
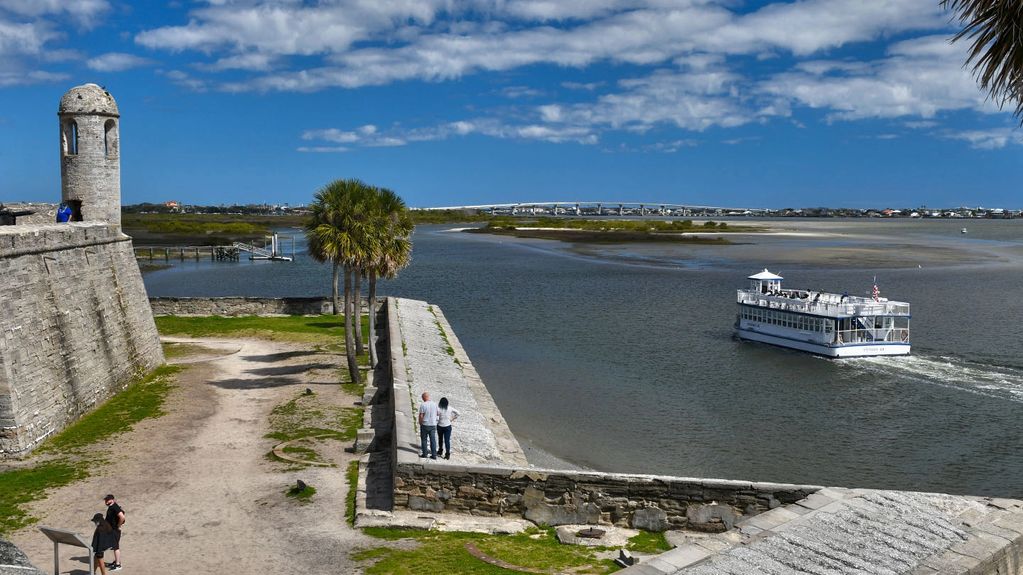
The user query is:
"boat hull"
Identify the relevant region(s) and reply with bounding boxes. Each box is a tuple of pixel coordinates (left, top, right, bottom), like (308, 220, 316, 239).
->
(735, 328, 910, 358)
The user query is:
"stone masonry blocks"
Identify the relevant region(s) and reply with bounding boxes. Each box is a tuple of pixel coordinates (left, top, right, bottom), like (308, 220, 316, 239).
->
(0, 223, 163, 456)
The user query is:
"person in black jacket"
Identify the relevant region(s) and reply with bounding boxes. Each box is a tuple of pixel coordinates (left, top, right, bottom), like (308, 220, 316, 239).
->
(103, 494, 125, 571)
(90, 513, 114, 575)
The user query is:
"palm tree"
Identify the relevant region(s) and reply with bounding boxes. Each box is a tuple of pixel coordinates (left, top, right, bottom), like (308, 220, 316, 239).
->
(306, 178, 377, 385)
(944, 0, 1023, 121)
(365, 187, 413, 367)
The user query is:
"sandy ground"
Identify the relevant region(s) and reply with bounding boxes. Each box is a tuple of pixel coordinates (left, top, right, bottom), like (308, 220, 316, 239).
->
(10, 337, 378, 575)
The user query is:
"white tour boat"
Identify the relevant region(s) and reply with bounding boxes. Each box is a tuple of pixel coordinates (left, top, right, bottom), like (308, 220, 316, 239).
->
(734, 269, 910, 358)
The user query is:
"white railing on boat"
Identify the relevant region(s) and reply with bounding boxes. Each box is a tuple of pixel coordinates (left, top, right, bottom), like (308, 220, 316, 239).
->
(737, 290, 910, 317)
(835, 327, 910, 345)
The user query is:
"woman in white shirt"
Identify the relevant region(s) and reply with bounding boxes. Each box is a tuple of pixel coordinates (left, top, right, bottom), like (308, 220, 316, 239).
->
(437, 397, 460, 460)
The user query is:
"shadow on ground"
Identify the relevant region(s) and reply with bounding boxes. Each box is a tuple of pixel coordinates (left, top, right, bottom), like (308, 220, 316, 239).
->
(241, 350, 322, 362)
(246, 363, 337, 377)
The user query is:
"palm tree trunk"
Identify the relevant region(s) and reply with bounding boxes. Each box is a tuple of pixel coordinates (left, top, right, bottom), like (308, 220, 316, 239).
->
(354, 267, 364, 355)
(331, 261, 341, 315)
(343, 265, 360, 385)
(368, 270, 378, 368)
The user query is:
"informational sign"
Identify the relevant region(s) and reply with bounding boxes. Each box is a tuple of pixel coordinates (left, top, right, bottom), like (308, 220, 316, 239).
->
(38, 526, 93, 575)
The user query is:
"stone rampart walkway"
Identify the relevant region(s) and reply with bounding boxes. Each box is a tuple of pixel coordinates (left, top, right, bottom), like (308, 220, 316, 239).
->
(394, 298, 526, 466)
(623, 488, 1023, 575)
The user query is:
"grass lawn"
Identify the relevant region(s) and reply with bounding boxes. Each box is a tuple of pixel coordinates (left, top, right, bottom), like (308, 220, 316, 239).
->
(345, 461, 359, 526)
(265, 390, 351, 443)
(162, 342, 220, 360)
(626, 530, 671, 553)
(0, 462, 87, 535)
(155, 314, 369, 348)
(355, 527, 620, 574)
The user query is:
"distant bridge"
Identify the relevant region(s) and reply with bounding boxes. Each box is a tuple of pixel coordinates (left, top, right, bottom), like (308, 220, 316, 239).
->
(414, 201, 770, 216)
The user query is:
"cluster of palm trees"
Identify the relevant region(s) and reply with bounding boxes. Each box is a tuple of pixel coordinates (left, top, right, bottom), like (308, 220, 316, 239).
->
(306, 178, 413, 385)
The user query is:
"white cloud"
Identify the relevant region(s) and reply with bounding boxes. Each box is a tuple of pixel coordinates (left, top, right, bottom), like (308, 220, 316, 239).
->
(644, 138, 698, 152)
(200, 52, 277, 72)
(0, 13, 72, 86)
(302, 116, 599, 148)
(0, 68, 66, 87)
(297, 146, 351, 153)
(136, 1, 447, 55)
(701, 0, 944, 57)
(0, 18, 56, 56)
(562, 81, 604, 91)
(536, 65, 755, 133)
(123, 1, 1014, 151)
(87, 52, 153, 72)
(302, 128, 361, 144)
(945, 129, 1023, 150)
(759, 36, 995, 121)
(501, 85, 544, 99)
(0, 0, 109, 27)
(160, 69, 208, 92)
(156, 0, 947, 100)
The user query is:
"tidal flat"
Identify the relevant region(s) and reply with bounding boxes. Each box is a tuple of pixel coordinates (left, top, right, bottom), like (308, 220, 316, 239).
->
(564, 218, 1022, 270)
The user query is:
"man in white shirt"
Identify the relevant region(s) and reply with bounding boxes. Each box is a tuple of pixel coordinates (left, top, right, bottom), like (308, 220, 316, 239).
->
(418, 392, 439, 459)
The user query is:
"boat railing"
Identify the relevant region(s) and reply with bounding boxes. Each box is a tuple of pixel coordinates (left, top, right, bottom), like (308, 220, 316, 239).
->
(737, 290, 910, 316)
(835, 327, 910, 345)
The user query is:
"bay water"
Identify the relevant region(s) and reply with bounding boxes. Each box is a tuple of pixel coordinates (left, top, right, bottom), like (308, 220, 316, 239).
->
(143, 218, 1023, 497)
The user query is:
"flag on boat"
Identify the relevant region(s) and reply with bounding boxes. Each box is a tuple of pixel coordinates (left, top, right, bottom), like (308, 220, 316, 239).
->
(872, 278, 880, 301)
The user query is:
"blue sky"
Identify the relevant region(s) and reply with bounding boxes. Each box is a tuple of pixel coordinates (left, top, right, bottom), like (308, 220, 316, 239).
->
(0, 0, 1020, 209)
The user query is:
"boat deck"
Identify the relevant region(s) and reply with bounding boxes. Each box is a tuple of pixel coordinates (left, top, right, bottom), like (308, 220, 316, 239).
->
(737, 289, 910, 318)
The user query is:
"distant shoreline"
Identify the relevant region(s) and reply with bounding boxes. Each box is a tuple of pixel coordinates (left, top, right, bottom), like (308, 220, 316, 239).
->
(464, 226, 736, 244)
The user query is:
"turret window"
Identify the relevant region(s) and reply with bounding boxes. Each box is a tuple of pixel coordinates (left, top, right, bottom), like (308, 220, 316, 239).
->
(104, 119, 118, 158)
(64, 120, 79, 156)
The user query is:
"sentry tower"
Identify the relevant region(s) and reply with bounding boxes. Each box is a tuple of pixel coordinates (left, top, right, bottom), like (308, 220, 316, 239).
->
(58, 83, 121, 227)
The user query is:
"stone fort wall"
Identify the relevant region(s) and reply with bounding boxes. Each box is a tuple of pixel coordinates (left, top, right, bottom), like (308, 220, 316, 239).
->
(0, 223, 163, 457)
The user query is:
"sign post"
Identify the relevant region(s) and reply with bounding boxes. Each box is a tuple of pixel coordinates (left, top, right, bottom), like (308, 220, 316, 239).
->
(37, 526, 93, 575)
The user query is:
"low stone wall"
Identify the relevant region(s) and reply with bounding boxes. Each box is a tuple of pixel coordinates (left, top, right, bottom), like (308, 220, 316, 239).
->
(381, 297, 821, 532)
(149, 297, 336, 316)
(393, 464, 817, 532)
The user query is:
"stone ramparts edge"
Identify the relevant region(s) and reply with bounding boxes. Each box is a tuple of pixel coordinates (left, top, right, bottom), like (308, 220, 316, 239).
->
(430, 306, 528, 467)
(388, 298, 420, 481)
(0, 223, 128, 258)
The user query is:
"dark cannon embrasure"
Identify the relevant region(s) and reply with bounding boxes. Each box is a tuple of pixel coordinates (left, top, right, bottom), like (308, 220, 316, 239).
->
(0, 204, 35, 226)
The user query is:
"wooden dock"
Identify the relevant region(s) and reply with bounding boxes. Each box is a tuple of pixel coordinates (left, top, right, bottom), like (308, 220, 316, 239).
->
(134, 246, 240, 261)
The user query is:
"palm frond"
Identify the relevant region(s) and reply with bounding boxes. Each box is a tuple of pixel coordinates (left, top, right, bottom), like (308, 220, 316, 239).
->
(943, 0, 1023, 122)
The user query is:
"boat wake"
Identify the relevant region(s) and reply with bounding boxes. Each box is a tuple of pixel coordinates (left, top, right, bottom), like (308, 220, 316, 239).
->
(848, 354, 1023, 403)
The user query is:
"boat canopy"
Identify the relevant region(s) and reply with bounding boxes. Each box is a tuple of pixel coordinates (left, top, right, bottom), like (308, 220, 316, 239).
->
(748, 268, 783, 294)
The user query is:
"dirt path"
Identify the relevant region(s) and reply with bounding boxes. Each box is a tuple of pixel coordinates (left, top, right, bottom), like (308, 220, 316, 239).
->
(10, 337, 377, 574)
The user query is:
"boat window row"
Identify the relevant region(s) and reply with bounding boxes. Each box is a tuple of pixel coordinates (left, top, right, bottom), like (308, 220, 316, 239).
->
(740, 306, 830, 332)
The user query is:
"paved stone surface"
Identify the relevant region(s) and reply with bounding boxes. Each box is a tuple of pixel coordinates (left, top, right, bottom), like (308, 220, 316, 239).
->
(620, 490, 1023, 575)
(395, 298, 525, 466)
